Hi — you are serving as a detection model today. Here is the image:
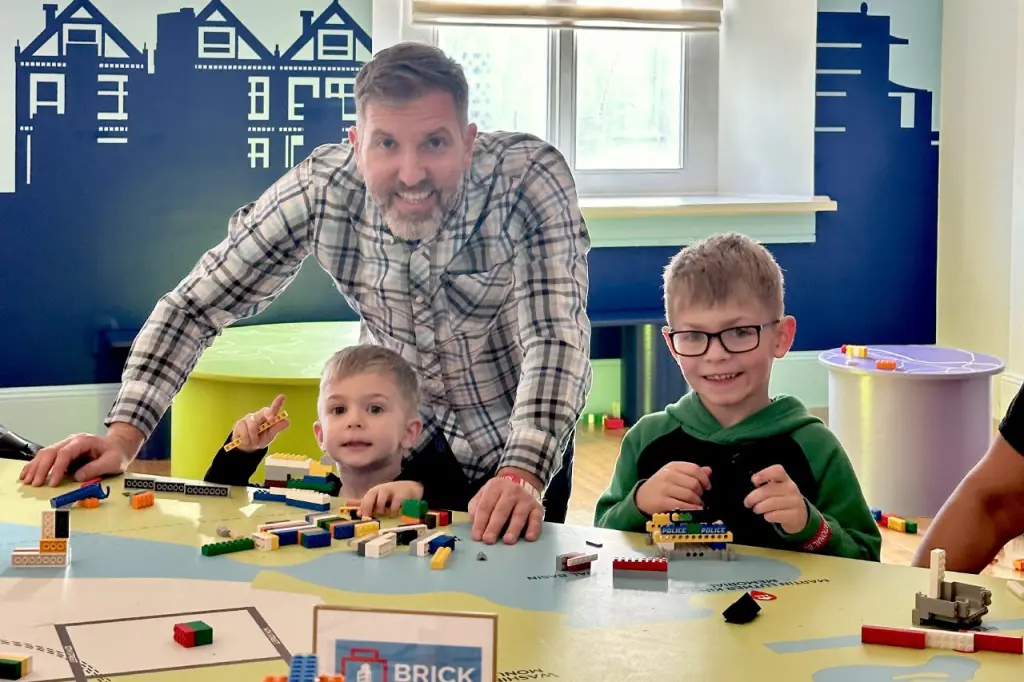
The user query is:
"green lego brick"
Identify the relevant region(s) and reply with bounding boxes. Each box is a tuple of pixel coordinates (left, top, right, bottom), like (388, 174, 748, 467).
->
(201, 537, 255, 556)
(0, 658, 27, 680)
(401, 498, 428, 519)
(186, 620, 213, 646)
(286, 478, 334, 494)
(906, 520, 918, 534)
(686, 522, 701, 534)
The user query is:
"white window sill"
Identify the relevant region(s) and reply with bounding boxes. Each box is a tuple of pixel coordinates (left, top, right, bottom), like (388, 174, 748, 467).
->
(579, 194, 836, 248)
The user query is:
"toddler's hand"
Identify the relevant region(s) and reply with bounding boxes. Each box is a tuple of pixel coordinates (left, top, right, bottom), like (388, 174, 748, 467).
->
(635, 461, 712, 516)
(743, 464, 808, 534)
(359, 481, 424, 518)
(231, 394, 289, 452)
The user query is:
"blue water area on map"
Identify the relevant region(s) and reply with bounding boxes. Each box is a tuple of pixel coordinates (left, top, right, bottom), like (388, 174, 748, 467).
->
(0, 521, 803, 629)
(812, 655, 980, 682)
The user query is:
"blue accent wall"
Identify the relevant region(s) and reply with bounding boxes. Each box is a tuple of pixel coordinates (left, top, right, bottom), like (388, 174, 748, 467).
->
(0, 0, 940, 387)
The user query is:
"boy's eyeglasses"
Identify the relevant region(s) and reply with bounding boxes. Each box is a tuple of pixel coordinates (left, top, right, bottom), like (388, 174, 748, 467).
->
(663, 320, 781, 358)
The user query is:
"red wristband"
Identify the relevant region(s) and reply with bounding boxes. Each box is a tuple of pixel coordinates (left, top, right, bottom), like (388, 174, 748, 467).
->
(498, 473, 542, 502)
(801, 516, 832, 552)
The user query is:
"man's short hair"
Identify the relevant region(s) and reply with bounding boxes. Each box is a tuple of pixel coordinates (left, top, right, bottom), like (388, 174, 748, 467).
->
(355, 42, 469, 124)
(663, 232, 785, 323)
(320, 345, 421, 414)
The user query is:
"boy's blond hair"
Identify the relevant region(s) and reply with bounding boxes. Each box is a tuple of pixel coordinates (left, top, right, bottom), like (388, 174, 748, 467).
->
(319, 345, 421, 414)
(663, 232, 785, 324)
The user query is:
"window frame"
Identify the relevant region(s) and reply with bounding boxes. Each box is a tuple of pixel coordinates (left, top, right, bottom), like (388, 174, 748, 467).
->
(431, 26, 719, 198)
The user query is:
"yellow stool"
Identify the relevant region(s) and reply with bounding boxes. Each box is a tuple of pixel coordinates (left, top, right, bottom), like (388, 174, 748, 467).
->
(169, 321, 362, 482)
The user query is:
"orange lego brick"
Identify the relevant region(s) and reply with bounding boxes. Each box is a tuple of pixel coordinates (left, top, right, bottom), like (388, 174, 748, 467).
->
(39, 539, 68, 554)
(1013, 558, 1024, 571)
(131, 490, 155, 509)
(77, 497, 100, 509)
(875, 358, 897, 370)
(319, 676, 344, 681)
(261, 676, 287, 682)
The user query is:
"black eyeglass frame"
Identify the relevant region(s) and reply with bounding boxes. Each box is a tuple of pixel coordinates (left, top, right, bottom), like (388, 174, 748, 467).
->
(662, 320, 781, 358)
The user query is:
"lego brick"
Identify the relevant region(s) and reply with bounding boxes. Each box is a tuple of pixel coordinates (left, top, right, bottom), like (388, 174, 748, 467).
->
(0, 654, 31, 680)
(299, 528, 331, 549)
(123, 474, 157, 491)
(612, 568, 668, 580)
(928, 548, 945, 599)
(427, 534, 456, 555)
(331, 520, 357, 540)
(354, 520, 381, 538)
(77, 497, 101, 509)
(973, 632, 1023, 654)
(223, 411, 288, 451)
(887, 516, 907, 532)
(924, 629, 975, 653)
(1014, 558, 1024, 571)
(257, 520, 307, 532)
(269, 525, 317, 546)
(424, 511, 439, 529)
(288, 654, 318, 682)
(722, 592, 761, 624)
(10, 548, 70, 567)
(251, 531, 279, 551)
(50, 481, 110, 509)
(286, 478, 334, 494)
(131, 490, 155, 509)
(905, 519, 918, 534)
(365, 533, 397, 558)
(38, 539, 68, 554)
(861, 625, 927, 649)
(651, 530, 734, 544)
(200, 537, 255, 556)
(870, 508, 882, 522)
(431, 545, 452, 569)
(612, 557, 668, 572)
(1008, 580, 1024, 601)
(411, 531, 446, 556)
(41, 510, 56, 539)
(402, 498, 429, 519)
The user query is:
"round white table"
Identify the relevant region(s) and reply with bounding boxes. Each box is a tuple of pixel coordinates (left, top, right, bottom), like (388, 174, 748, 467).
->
(818, 345, 1004, 518)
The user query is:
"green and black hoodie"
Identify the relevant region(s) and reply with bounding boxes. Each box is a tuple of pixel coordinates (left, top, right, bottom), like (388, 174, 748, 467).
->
(594, 393, 881, 561)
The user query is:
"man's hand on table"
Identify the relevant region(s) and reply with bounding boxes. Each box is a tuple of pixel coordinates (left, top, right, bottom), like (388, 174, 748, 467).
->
(20, 422, 143, 486)
(469, 467, 545, 545)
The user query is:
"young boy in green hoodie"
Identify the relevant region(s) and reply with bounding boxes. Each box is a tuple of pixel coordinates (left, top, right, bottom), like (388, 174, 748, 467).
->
(594, 233, 881, 561)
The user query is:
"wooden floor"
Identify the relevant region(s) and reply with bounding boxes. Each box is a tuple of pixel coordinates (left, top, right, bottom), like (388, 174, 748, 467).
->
(131, 426, 1024, 579)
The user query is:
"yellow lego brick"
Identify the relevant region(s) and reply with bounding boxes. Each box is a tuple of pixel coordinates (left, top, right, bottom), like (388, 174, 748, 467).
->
(430, 546, 452, 570)
(266, 453, 308, 462)
(39, 539, 68, 554)
(251, 531, 280, 551)
(0, 654, 31, 677)
(887, 516, 907, 532)
(647, 509, 671, 524)
(651, 531, 733, 544)
(308, 462, 333, 477)
(354, 520, 380, 538)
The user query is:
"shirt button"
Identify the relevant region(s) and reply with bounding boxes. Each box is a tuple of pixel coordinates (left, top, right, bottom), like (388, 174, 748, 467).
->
(415, 295, 425, 304)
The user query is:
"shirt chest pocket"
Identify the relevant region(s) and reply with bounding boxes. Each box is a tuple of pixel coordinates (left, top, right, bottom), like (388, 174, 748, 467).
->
(440, 261, 515, 338)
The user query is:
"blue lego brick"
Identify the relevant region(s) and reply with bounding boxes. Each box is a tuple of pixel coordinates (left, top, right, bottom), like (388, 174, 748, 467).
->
(253, 488, 287, 503)
(288, 653, 318, 682)
(50, 481, 111, 509)
(427, 534, 456, 554)
(270, 528, 299, 546)
(303, 475, 330, 485)
(285, 498, 330, 512)
(870, 508, 883, 522)
(300, 528, 331, 549)
(332, 521, 357, 540)
(710, 542, 727, 550)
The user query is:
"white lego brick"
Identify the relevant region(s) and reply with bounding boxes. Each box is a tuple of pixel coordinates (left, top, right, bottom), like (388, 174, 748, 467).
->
(1008, 580, 1024, 601)
(410, 531, 446, 557)
(41, 510, 55, 539)
(566, 552, 598, 568)
(11, 548, 70, 567)
(924, 629, 974, 653)
(251, 532, 279, 551)
(284, 488, 330, 505)
(365, 533, 396, 559)
(929, 548, 945, 599)
(256, 520, 308, 532)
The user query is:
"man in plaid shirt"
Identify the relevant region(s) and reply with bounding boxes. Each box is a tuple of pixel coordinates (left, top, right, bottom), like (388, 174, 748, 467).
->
(21, 43, 592, 545)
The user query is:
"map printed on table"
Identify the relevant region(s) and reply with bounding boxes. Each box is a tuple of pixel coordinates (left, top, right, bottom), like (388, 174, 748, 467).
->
(1, 464, 1023, 682)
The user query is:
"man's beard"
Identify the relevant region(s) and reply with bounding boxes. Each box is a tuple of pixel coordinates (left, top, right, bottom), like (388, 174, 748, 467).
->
(371, 182, 462, 242)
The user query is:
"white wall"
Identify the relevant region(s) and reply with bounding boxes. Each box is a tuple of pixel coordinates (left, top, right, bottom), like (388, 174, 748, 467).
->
(936, 0, 1024, 415)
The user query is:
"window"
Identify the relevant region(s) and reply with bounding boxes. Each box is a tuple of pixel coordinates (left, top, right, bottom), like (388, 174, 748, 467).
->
(248, 138, 269, 168)
(29, 73, 65, 118)
(435, 26, 718, 196)
(199, 27, 235, 58)
(63, 24, 100, 56)
(248, 76, 270, 121)
(318, 29, 354, 60)
(97, 74, 128, 121)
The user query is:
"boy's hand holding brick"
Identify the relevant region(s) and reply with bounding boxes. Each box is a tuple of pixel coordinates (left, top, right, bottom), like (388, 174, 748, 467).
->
(359, 481, 424, 518)
(231, 394, 289, 453)
(635, 462, 713, 515)
(744, 464, 809, 534)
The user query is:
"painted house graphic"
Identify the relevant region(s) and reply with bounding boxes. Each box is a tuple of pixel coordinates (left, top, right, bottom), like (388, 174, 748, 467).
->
(7, 0, 371, 198)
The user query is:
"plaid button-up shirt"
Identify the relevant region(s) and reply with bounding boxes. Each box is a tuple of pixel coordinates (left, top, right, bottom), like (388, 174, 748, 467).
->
(106, 132, 593, 485)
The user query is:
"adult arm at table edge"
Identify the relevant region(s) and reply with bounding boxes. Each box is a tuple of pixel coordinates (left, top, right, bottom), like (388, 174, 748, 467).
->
(782, 423, 882, 561)
(498, 142, 593, 488)
(911, 433, 1024, 572)
(102, 145, 340, 444)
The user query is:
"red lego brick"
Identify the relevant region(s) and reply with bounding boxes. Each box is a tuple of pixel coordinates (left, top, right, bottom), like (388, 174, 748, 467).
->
(878, 513, 890, 527)
(173, 623, 196, 648)
(612, 557, 668, 572)
(861, 625, 926, 649)
(79, 477, 102, 487)
(973, 632, 1024, 654)
(438, 511, 451, 526)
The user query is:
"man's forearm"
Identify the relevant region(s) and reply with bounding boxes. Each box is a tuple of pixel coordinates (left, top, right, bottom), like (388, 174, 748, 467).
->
(107, 422, 147, 462)
(913, 493, 1008, 573)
